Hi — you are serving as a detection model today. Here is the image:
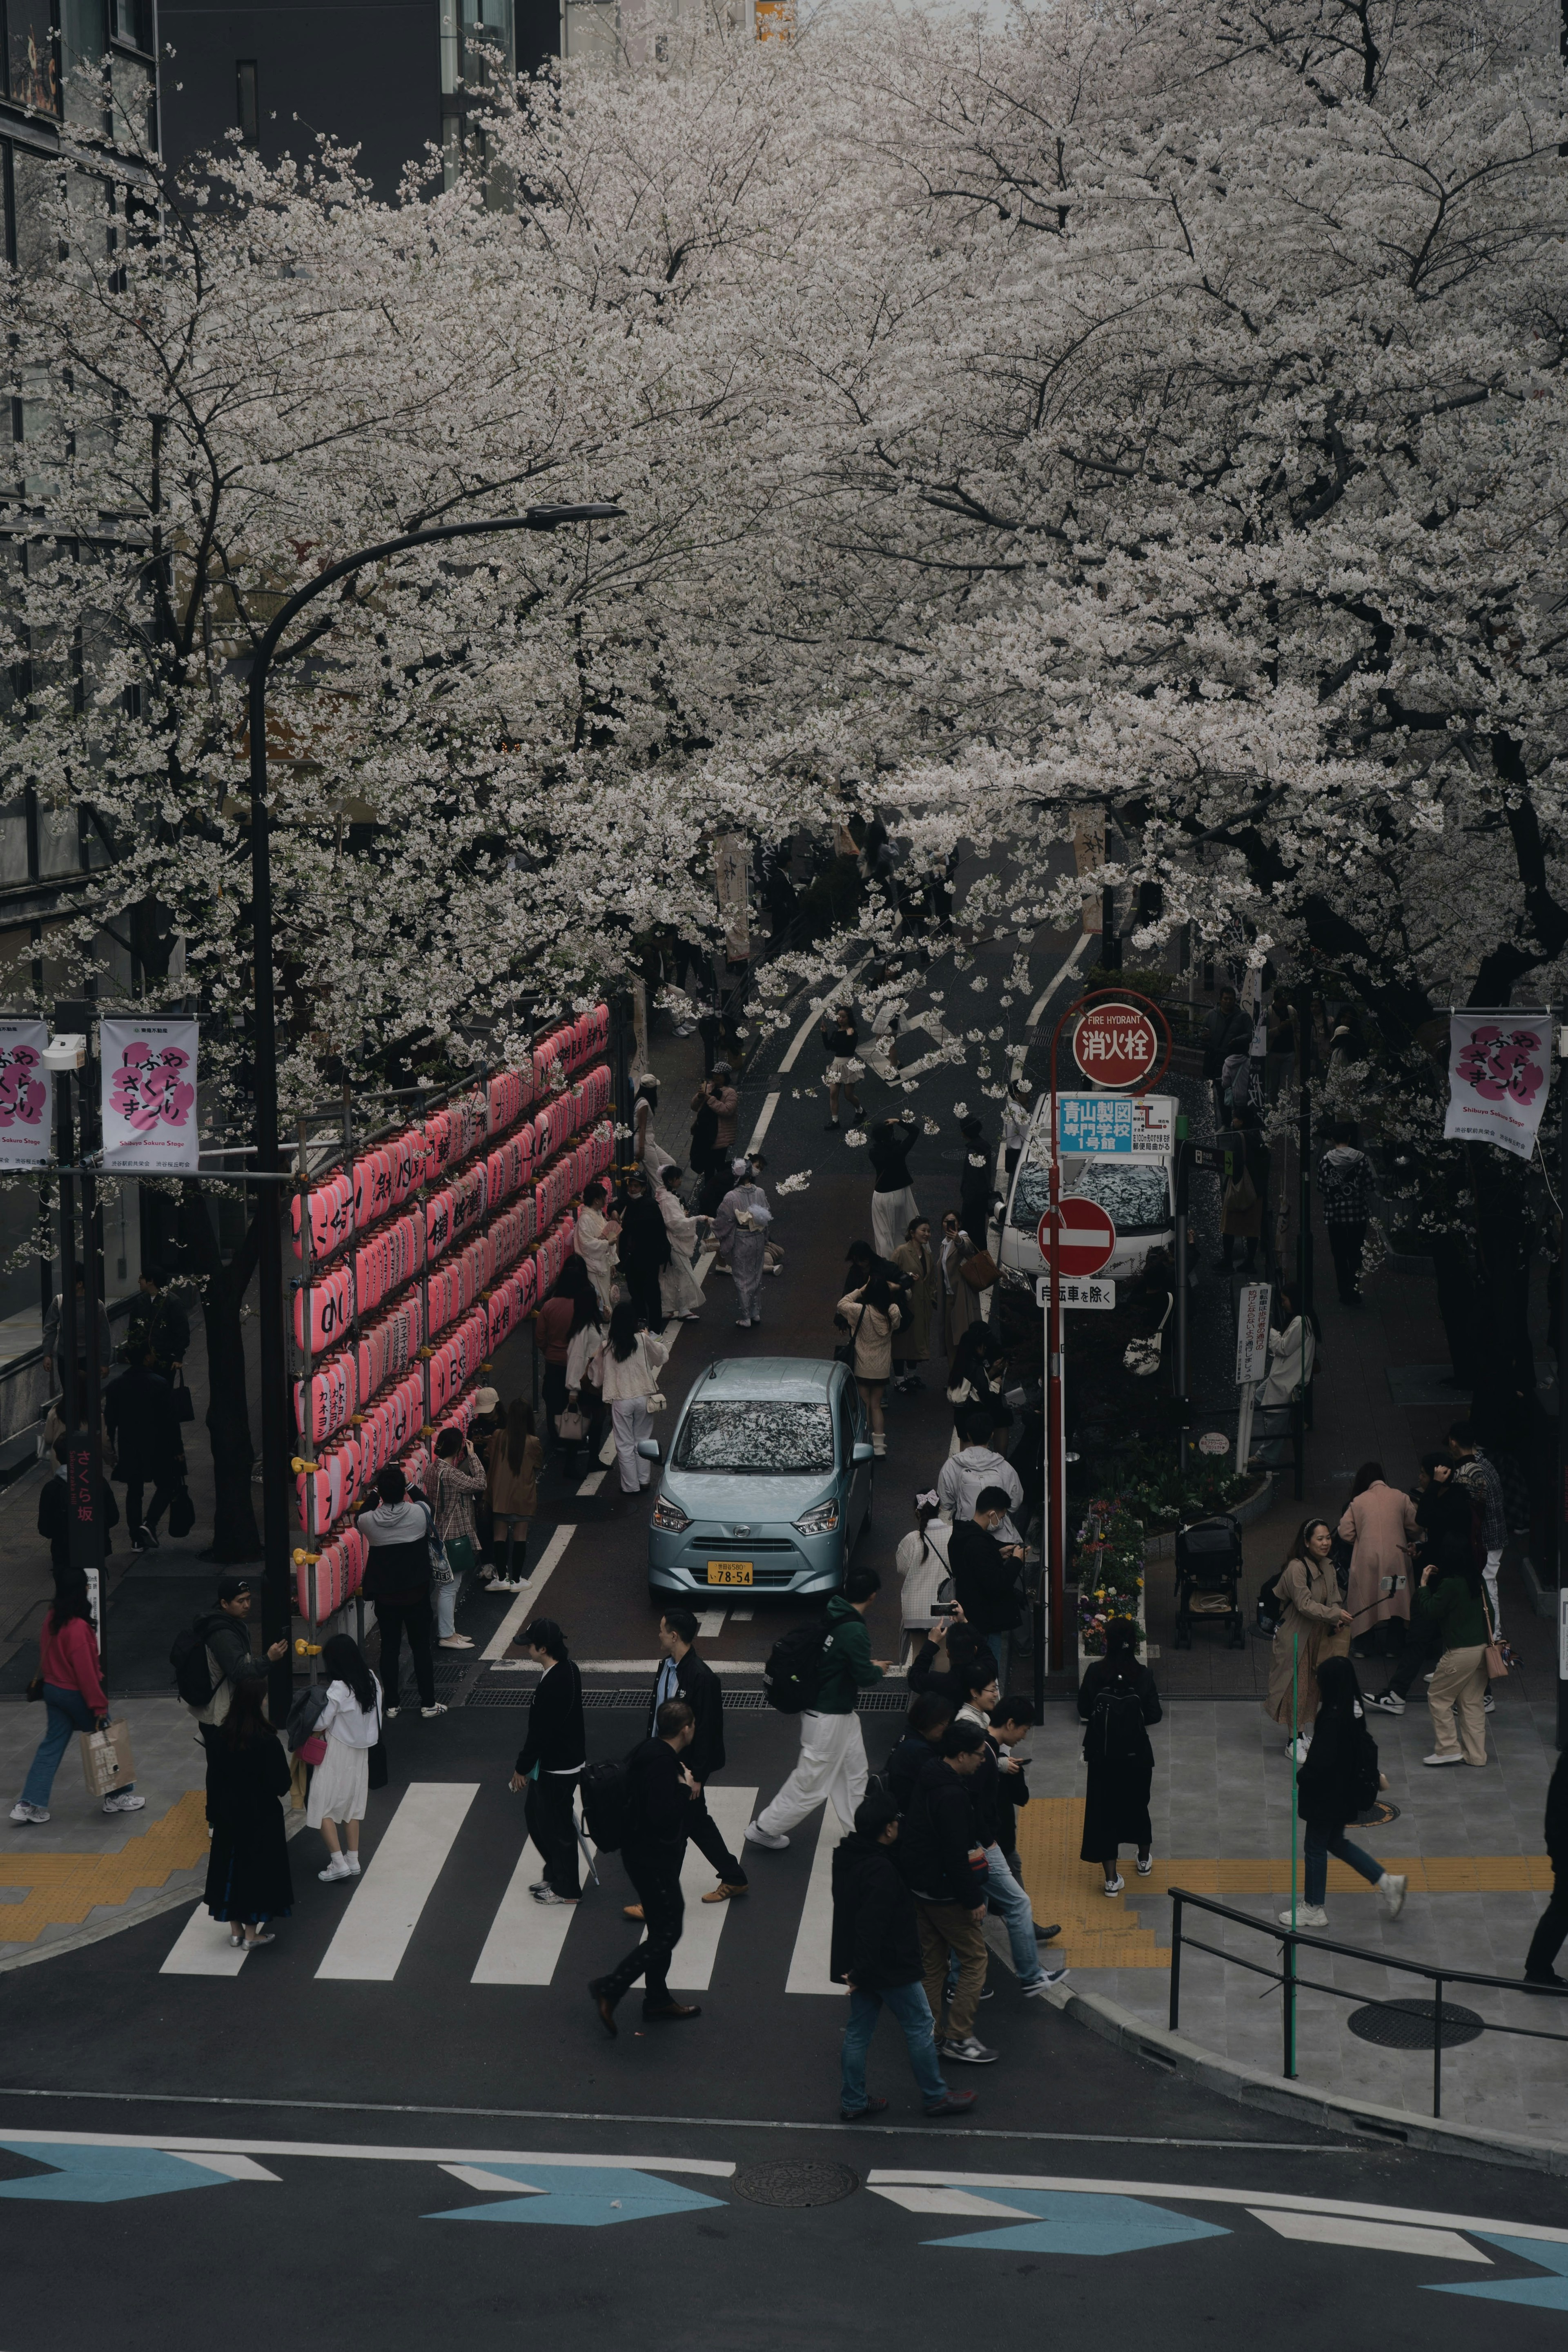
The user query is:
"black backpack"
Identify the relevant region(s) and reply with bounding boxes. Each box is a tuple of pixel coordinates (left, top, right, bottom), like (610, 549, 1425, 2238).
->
(1088, 1678, 1148, 1764)
(169, 1616, 220, 1709)
(764, 1623, 828, 1714)
(579, 1757, 631, 1853)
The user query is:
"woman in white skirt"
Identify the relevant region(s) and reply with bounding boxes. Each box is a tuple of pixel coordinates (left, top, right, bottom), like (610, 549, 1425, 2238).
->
(309, 1634, 383, 1883)
(597, 1299, 670, 1497)
(653, 1163, 706, 1321)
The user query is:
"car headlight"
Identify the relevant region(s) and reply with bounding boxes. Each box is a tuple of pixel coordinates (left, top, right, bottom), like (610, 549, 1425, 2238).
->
(651, 1496, 690, 1533)
(793, 1498, 840, 1536)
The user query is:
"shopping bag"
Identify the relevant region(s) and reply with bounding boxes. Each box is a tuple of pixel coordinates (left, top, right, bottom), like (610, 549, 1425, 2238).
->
(171, 1369, 196, 1425)
(167, 1482, 196, 1539)
(80, 1717, 134, 1798)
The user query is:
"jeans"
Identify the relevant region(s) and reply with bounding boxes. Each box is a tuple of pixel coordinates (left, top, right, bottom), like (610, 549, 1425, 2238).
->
(1303, 1824, 1383, 1907)
(840, 1980, 950, 2113)
(1483, 1548, 1502, 1637)
(525, 1770, 581, 1898)
(376, 1599, 434, 1708)
(984, 1844, 1045, 1987)
(434, 1570, 463, 1640)
(1526, 1864, 1568, 1978)
(22, 1685, 127, 1809)
(597, 1837, 684, 2008)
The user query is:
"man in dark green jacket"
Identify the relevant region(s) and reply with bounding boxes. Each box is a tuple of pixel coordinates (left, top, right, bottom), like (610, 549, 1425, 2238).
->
(746, 1569, 891, 1852)
(1414, 1559, 1490, 1769)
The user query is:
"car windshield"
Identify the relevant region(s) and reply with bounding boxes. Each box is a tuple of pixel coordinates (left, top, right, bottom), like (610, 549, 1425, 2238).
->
(1010, 1147, 1169, 1235)
(673, 1400, 836, 1474)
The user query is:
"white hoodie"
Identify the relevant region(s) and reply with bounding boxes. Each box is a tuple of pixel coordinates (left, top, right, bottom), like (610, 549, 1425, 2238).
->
(936, 1446, 1024, 1547)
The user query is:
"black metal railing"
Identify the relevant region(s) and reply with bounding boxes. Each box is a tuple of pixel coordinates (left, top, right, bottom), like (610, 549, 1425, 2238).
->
(1168, 1885, 1568, 2119)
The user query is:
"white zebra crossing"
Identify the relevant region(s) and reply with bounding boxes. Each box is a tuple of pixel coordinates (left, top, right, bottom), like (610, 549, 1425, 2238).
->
(316, 1782, 479, 1981)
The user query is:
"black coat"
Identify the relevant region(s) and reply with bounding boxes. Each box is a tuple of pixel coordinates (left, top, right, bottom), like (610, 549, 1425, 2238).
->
(947, 1520, 1023, 1636)
(624, 1735, 691, 1849)
(1077, 1659, 1162, 1859)
(1545, 1749, 1568, 1866)
(1296, 1704, 1380, 1830)
(105, 1365, 184, 1481)
(991, 1743, 1029, 1856)
(830, 1832, 924, 1990)
(1415, 1477, 1477, 1575)
(885, 1730, 940, 1815)
(37, 1470, 118, 1571)
(958, 1154, 992, 1234)
(896, 1754, 988, 1909)
(647, 1647, 725, 1782)
(516, 1658, 586, 1778)
(203, 1731, 294, 1921)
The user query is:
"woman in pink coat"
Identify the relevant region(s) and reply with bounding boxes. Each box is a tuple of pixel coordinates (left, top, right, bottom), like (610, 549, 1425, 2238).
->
(1338, 1461, 1417, 1653)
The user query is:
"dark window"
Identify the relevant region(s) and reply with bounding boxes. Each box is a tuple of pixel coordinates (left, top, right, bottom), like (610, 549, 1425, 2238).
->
(9, 0, 59, 114)
(111, 0, 150, 50)
(236, 58, 258, 146)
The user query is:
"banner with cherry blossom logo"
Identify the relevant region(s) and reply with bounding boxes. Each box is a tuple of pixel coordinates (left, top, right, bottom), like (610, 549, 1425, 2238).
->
(100, 1018, 200, 1173)
(1443, 1011, 1550, 1161)
(0, 1019, 51, 1167)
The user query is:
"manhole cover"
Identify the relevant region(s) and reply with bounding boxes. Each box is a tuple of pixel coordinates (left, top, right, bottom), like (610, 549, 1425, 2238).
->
(1356, 1800, 1401, 1827)
(1347, 1998, 1484, 2051)
(730, 2159, 860, 2209)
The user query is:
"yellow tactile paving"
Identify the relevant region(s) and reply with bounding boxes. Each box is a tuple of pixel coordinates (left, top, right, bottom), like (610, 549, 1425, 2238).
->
(1013, 1797, 1553, 1972)
(0, 1790, 210, 1942)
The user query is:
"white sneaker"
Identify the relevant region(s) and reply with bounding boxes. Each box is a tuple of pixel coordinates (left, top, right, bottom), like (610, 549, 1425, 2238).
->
(318, 1857, 351, 1882)
(1423, 1751, 1464, 1767)
(939, 2035, 999, 2065)
(343, 1855, 361, 1875)
(385, 1706, 399, 1718)
(744, 1822, 789, 1851)
(102, 1791, 145, 1814)
(1367, 1691, 1405, 1715)
(1483, 1695, 1495, 1714)
(1136, 1853, 1154, 1876)
(438, 1636, 474, 1650)
(421, 1703, 448, 1719)
(1285, 1735, 1311, 1763)
(1378, 1873, 1408, 1919)
(9, 1801, 48, 1824)
(1278, 1904, 1328, 1927)
(1103, 1875, 1125, 1895)
(1020, 1967, 1069, 1997)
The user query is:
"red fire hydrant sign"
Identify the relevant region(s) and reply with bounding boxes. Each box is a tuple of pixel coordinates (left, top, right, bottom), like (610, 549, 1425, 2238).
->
(1071, 1000, 1162, 1089)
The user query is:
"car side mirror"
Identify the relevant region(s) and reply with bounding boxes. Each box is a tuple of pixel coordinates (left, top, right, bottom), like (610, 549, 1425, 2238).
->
(852, 1441, 874, 1464)
(636, 1438, 662, 1462)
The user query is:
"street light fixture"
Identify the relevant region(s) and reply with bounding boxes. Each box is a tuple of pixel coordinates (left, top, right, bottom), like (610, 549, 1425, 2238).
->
(247, 501, 624, 1715)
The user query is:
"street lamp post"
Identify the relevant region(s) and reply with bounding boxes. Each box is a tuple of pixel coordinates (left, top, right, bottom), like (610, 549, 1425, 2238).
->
(247, 503, 623, 1719)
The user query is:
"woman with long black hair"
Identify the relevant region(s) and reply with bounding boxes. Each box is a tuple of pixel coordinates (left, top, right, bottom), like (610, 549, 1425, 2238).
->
(1077, 1617, 1162, 1895)
(617, 1167, 672, 1332)
(204, 1675, 294, 1946)
(308, 1632, 383, 1884)
(11, 1573, 140, 1824)
(1281, 1654, 1405, 1928)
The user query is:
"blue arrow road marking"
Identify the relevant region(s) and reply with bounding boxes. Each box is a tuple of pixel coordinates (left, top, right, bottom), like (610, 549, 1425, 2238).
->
(0, 2143, 241, 2203)
(1427, 2235, 1568, 2310)
(925, 2190, 1232, 2257)
(427, 2164, 727, 2228)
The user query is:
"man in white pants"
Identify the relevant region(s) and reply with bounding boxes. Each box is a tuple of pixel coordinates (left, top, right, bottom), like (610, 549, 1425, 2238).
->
(746, 1568, 892, 1849)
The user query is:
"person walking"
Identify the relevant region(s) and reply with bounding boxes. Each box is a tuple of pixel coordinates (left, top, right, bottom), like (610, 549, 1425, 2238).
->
(1200, 986, 1253, 1129)
(599, 1300, 670, 1499)
(357, 1464, 445, 1719)
(1337, 1461, 1416, 1659)
(486, 1399, 543, 1586)
(890, 1215, 935, 1393)
(868, 1112, 921, 1262)
(1266, 1519, 1353, 1761)
(820, 1004, 865, 1131)
(835, 1275, 902, 1458)
(1414, 1542, 1492, 1768)
(588, 1697, 703, 2034)
(1216, 1107, 1265, 1276)
(895, 1492, 952, 1647)
(307, 1633, 382, 1883)
(509, 1618, 586, 1905)
(573, 1179, 622, 1314)
(616, 1167, 672, 1334)
(884, 1692, 955, 1812)
(653, 1163, 706, 1322)
(940, 1214, 982, 1364)
(746, 1567, 890, 1851)
(1319, 1122, 1375, 1305)
(124, 1265, 190, 1381)
(955, 1675, 1067, 1994)
(1524, 1746, 1568, 1988)
(1278, 1655, 1406, 1928)
(1448, 1421, 1507, 1637)
(945, 1490, 1025, 1695)
(11, 1572, 142, 1824)
(831, 1790, 976, 2120)
(626, 1608, 746, 1909)
(105, 1342, 186, 1551)
(714, 1158, 772, 1331)
(429, 1426, 486, 1650)
(631, 1076, 677, 1177)
(1368, 1453, 1472, 1715)
(957, 1118, 993, 1244)
(203, 1675, 293, 1948)
(897, 1719, 996, 2067)
(1077, 1617, 1162, 1893)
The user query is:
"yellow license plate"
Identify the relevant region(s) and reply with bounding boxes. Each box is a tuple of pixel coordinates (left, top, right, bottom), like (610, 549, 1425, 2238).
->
(706, 1560, 753, 1585)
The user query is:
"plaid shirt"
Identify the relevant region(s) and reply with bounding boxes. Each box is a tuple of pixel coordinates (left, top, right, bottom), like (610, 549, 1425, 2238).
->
(432, 1452, 486, 1544)
(1455, 1452, 1506, 1552)
(1318, 1146, 1374, 1224)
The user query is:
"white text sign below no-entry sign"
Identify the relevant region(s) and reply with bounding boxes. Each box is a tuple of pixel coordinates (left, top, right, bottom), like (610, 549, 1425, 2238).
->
(1236, 1281, 1273, 1383)
(1038, 1196, 1117, 1279)
(1036, 1274, 1117, 1311)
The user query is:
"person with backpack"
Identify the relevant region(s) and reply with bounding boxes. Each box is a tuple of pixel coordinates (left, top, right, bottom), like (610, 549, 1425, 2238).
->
(357, 1464, 445, 1719)
(896, 1719, 996, 2067)
(508, 1618, 586, 1905)
(174, 1574, 290, 1794)
(1280, 1654, 1406, 1928)
(1076, 1617, 1163, 1895)
(831, 1788, 976, 2120)
(884, 1692, 954, 1813)
(944, 1488, 1026, 1695)
(11, 1571, 140, 1824)
(746, 1568, 891, 1853)
(627, 1608, 746, 1909)
(588, 1697, 703, 2035)
(308, 1633, 383, 1884)
(203, 1673, 293, 1947)
(105, 1341, 186, 1552)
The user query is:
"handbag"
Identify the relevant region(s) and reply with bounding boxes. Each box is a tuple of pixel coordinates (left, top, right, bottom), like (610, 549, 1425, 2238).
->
(443, 1535, 477, 1583)
(167, 1481, 195, 1540)
(1123, 1293, 1173, 1378)
(555, 1406, 588, 1442)
(646, 1391, 667, 1412)
(960, 1249, 998, 1292)
(170, 1368, 195, 1425)
(297, 1734, 328, 1766)
(24, 1673, 43, 1702)
(80, 1717, 134, 1798)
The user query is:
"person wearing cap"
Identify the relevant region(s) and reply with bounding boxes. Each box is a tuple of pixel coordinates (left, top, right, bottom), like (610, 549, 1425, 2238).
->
(714, 1157, 772, 1330)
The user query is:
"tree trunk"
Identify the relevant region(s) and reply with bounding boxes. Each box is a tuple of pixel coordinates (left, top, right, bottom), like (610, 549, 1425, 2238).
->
(1429, 1229, 1481, 1390)
(176, 1183, 263, 1561)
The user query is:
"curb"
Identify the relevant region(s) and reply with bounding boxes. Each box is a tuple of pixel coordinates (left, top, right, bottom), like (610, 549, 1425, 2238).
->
(1043, 1978, 1568, 2179)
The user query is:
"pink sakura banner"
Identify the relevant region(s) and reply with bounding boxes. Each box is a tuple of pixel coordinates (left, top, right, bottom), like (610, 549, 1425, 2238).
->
(100, 1018, 200, 1173)
(0, 1019, 50, 1167)
(1443, 1011, 1550, 1162)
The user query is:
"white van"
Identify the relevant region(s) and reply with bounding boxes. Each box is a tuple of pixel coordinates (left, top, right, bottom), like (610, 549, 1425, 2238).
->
(998, 1092, 1178, 1284)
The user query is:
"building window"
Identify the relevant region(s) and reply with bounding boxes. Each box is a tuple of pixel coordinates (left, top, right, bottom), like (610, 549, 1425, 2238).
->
(111, 0, 151, 52)
(236, 58, 259, 146)
(9, 0, 59, 114)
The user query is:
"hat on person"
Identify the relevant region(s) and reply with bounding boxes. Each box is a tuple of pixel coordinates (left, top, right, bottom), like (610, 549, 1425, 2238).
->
(474, 1386, 500, 1415)
(216, 1574, 256, 1602)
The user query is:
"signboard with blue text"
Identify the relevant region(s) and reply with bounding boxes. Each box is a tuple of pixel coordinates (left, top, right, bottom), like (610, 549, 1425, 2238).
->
(1057, 1094, 1176, 1157)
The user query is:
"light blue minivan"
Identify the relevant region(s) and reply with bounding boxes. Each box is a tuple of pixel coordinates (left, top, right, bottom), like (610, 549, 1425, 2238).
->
(641, 1356, 874, 1604)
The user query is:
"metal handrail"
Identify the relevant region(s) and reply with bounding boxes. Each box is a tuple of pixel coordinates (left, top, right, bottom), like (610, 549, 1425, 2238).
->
(1168, 1884, 1568, 2120)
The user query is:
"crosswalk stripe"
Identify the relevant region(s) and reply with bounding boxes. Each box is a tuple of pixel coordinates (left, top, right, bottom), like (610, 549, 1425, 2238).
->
(471, 1822, 599, 1986)
(784, 1804, 848, 1996)
(668, 1789, 756, 1991)
(160, 1903, 249, 1978)
(315, 1783, 478, 1981)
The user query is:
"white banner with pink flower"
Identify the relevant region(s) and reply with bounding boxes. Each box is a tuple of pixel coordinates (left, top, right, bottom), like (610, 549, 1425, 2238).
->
(100, 1018, 200, 1172)
(0, 1019, 51, 1167)
(1443, 1010, 1550, 1161)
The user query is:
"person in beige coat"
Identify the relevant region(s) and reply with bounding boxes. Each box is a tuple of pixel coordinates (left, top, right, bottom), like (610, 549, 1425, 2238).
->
(1267, 1518, 1353, 1760)
(1337, 1463, 1417, 1652)
(835, 1277, 903, 1458)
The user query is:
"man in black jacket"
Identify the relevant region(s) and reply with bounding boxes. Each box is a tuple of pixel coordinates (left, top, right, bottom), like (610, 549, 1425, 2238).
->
(946, 1488, 1025, 1692)
(831, 1791, 975, 2120)
(885, 1693, 953, 1813)
(590, 1699, 703, 2035)
(1525, 1748, 1568, 1987)
(898, 1722, 996, 2067)
(626, 1608, 746, 1914)
(105, 1343, 185, 1550)
(509, 1619, 586, 1905)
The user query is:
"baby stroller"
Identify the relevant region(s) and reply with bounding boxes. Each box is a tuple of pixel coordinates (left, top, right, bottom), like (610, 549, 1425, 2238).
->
(1174, 1512, 1245, 1649)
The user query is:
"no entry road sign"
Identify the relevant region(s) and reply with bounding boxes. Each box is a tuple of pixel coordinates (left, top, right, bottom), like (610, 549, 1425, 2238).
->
(1072, 1000, 1164, 1089)
(1037, 1195, 1117, 1278)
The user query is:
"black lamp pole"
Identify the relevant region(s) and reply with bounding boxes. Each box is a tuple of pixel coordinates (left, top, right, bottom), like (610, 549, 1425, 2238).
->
(247, 503, 624, 1719)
